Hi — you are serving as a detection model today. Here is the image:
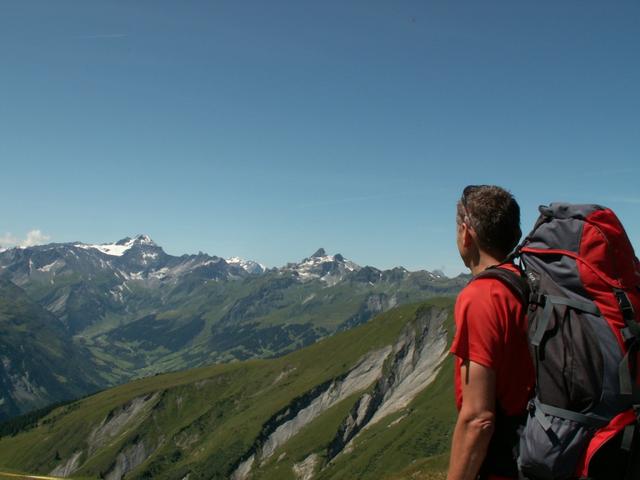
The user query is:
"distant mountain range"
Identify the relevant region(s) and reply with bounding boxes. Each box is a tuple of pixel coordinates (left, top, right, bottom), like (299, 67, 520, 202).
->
(0, 235, 467, 420)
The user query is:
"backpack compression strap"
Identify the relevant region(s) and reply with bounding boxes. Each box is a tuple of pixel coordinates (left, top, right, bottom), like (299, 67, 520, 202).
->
(613, 288, 640, 461)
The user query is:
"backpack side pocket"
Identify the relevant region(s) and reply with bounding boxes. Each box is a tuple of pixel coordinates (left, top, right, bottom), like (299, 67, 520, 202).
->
(518, 400, 603, 480)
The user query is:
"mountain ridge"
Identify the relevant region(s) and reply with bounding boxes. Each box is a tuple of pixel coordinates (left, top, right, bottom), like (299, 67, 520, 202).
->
(0, 238, 467, 422)
(0, 234, 457, 278)
(0, 299, 456, 480)
(0, 278, 105, 421)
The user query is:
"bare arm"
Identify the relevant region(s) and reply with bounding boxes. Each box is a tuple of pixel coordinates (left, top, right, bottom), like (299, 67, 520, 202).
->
(447, 359, 496, 480)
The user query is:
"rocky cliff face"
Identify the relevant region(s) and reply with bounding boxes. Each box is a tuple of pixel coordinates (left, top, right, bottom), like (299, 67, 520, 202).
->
(327, 305, 448, 460)
(231, 347, 392, 480)
(48, 393, 160, 478)
(232, 304, 449, 480)
(103, 440, 154, 480)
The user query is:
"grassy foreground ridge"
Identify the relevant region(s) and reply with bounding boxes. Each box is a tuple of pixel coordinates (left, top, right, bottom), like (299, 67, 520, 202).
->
(0, 299, 456, 480)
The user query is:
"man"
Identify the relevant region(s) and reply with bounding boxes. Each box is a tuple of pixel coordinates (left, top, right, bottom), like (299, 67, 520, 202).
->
(447, 185, 535, 480)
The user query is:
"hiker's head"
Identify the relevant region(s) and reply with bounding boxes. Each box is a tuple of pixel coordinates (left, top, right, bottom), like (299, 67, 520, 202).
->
(456, 185, 521, 264)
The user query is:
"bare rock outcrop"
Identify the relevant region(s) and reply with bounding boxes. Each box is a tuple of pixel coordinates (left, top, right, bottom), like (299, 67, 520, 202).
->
(104, 440, 150, 480)
(48, 392, 160, 478)
(231, 347, 392, 479)
(293, 453, 320, 480)
(229, 304, 449, 480)
(88, 393, 159, 454)
(49, 451, 82, 477)
(327, 305, 448, 460)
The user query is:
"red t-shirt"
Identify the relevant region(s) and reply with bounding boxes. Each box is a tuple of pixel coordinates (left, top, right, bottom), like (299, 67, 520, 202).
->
(450, 265, 535, 480)
(451, 264, 535, 416)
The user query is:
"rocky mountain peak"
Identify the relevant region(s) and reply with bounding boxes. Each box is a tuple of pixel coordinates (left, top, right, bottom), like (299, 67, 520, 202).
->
(284, 249, 362, 286)
(115, 235, 157, 248)
(115, 237, 133, 246)
(310, 248, 326, 258)
(133, 234, 156, 246)
(226, 257, 267, 275)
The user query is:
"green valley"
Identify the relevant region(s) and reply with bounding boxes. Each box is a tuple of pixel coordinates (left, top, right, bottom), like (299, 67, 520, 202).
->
(0, 240, 465, 420)
(0, 299, 457, 480)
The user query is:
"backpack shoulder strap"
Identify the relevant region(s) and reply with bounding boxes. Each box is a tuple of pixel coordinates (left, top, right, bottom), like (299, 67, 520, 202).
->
(472, 265, 530, 306)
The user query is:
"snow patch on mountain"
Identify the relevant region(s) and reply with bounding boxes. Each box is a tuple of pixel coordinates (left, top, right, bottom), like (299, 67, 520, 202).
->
(141, 251, 158, 262)
(149, 267, 170, 280)
(37, 259, 62, 273)
(128, 234, 155, 246)
(283, 249, 361, 285)
(226, 257, 267, 274)
(74, 235, 156, 257)
(76, 241, 132, 257)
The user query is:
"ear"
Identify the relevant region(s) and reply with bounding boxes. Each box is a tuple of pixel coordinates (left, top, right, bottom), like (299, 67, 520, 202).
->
(461, 222, 475, 248)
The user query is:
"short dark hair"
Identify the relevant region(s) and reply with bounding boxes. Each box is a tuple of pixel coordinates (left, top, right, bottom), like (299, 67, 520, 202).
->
(457, 185, 521, 260)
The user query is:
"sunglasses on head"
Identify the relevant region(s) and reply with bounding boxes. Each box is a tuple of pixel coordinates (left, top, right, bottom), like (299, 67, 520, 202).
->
(460, 185, 490, 228)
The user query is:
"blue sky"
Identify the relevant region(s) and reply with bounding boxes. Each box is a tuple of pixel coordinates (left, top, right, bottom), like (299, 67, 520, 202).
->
(1, 1, 638, 275)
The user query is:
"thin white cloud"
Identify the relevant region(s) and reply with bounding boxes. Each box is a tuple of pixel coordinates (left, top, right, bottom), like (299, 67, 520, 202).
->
(23, 229, 51, 247)
(0, 230, 51, 248)
(0, 233, 18, 246)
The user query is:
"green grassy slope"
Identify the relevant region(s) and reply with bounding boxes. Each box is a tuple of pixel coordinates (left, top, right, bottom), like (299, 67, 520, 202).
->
(254, 298, 457, 480)
(0, 299, 457, 480)
(0, 279, 104, 421)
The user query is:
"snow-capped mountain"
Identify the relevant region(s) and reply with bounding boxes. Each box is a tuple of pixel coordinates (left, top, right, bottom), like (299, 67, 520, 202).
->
(0, 235, 264, 332)
(0, 237, 446, 293)
(74, 234, 156, 257)
(0, 236, 464, 339)
(0, 234, 260, 285)
(0, 236, 467, 421)
(282, 248, 361, 286)
(279, 248, 449, 289)
(226, 256, 267, 275)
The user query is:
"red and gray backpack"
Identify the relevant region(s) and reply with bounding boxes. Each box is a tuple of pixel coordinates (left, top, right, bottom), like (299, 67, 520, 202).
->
(509, 203, 640, 479)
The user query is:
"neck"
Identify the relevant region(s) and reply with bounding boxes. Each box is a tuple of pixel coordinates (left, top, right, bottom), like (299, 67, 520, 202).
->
(469, 250, 504, 276)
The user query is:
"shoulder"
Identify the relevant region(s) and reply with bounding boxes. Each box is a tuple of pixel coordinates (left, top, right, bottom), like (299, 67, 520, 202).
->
(455, 267, 523, 330)
(452, 280, 506, 369)
(456, 275, 506, 309)
(455, 281, 500, 334)
(459, 265, 523, 307)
